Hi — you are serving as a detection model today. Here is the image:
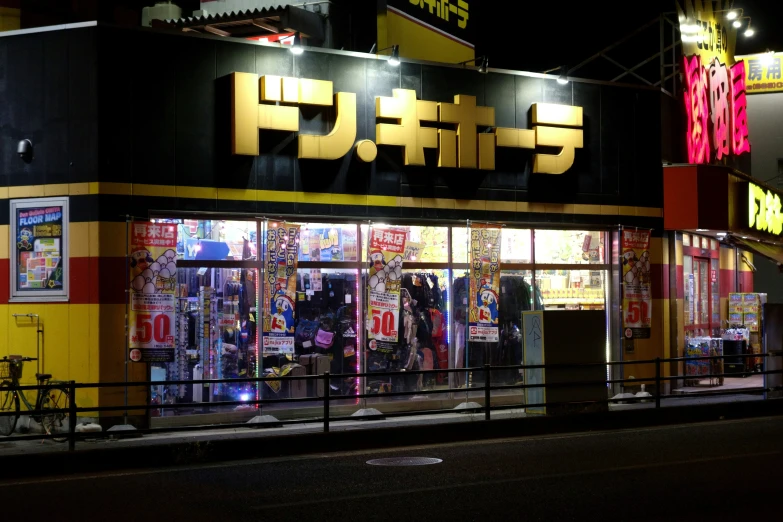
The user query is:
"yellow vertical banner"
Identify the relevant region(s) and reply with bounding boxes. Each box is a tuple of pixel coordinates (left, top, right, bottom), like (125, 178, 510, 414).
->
(468, 224, 501, 342)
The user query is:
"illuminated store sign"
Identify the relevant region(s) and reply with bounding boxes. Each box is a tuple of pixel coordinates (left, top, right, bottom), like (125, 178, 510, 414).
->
(748, 182, 783, 236)
(231, 72, 583, 175)
(677, 0, 751, 164)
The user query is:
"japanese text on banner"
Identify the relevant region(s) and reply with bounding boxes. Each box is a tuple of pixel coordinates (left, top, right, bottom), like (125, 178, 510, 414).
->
(621, 229, 652, 339)
(367, 227, 406, 352)
(262, 222, 300, 354)
(468, 225, 501, 343)
(129, 222, 178, 363)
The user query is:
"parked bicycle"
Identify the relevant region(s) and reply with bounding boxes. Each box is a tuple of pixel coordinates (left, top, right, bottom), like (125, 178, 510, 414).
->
(0, 356, 72, 441)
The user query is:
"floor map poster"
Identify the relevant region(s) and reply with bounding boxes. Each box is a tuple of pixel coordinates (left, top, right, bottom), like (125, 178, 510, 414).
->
(469, 225, 501, 342)
(129, 222, 178, 363)
(15, 203, 65, 292)
(621, 229, 651, 339)
(262, 222, 300, 354)
(367, 227, 406, 353)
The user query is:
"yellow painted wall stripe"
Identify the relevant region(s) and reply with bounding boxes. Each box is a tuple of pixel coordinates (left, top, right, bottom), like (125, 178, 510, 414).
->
(2, 183, 663, 217)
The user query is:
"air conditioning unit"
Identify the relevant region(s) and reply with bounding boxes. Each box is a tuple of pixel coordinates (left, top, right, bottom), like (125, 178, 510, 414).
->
(142, 2, 183, 27)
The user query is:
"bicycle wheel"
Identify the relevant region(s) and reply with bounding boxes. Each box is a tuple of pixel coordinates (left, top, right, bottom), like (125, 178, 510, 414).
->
(40, 387, 71, 442)
(0, 382, 20, 436)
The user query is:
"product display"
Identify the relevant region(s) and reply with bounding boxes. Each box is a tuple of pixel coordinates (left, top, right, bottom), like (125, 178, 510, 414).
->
(145, 220, 610, 416)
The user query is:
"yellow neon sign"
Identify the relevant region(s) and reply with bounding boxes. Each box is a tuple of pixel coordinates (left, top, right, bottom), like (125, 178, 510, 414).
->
(231, 72, 583, 175)
(748, 182, 783, 236)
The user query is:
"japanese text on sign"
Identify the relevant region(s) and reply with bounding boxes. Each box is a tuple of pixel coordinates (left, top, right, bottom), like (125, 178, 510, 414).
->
(231, 71, 583, 175)
(748, 182, 783, 236)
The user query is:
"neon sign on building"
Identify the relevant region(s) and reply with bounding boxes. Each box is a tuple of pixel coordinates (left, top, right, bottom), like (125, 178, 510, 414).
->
(678, 0, 751, 164)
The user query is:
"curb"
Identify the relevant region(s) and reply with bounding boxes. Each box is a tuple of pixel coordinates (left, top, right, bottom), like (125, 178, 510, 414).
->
(2, 398, 782, 481)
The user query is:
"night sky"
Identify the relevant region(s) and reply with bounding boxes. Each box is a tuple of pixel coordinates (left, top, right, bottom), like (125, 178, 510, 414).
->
(474, 0, 783, 74)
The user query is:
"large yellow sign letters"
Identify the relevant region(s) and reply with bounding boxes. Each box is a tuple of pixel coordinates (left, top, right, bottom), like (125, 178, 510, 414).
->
(231, 73, 583, 175)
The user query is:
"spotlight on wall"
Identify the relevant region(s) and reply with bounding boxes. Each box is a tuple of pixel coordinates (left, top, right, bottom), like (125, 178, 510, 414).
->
(557, 66, 569, 85)
(726, 10, 738, 21)
(17, 139, 33, 163)
(377, 45, 400, 66)
(289, 33, 304, 55)
(455, 56, 489, 74)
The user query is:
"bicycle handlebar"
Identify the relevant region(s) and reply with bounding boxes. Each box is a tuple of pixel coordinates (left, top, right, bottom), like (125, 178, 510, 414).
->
(1, 356, 37, 362)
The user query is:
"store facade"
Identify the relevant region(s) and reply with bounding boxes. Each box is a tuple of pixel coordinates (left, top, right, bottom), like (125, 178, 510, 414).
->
(0, 23, 665, 425)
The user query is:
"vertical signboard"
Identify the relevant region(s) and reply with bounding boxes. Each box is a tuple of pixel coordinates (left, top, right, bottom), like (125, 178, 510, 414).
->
(468, 224, 501, 342)
(10, 197, 69, 301)
(129, 222, 178, 362)
(621, 229, 652, 339)
(366, 227, 406, 353)
(522, 311, 546, 415)
(262, 222, 300, 354)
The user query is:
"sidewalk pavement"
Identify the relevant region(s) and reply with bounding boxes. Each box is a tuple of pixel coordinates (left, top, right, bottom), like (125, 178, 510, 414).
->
(0, 391, 774, 481)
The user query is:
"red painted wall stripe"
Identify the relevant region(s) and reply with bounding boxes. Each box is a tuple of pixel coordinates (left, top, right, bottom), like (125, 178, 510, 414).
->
(719, 268, 735, 298)
(740, 271, 754, 293)
(0, 257, 126, 305)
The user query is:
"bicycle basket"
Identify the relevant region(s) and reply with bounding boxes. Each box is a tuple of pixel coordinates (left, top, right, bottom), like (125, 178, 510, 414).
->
(0, 360, 22, 380)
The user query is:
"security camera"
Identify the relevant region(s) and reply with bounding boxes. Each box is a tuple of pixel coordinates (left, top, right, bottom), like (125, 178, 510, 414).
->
(17, 139, 33, 162)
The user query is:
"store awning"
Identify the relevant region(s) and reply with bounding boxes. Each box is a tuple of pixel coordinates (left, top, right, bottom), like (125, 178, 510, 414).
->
(729, 235, 783, 266)
(151, 5, 325, 44)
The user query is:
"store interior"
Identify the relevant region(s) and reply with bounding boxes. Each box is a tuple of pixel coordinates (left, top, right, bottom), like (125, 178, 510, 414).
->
(147, 220, 611, 417)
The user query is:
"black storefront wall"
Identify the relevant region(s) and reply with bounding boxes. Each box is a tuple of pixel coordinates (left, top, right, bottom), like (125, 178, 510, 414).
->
(1, 24, 663, 227)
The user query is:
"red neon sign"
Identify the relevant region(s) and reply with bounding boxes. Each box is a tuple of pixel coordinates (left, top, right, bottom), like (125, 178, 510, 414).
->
(683, 55, 750, 164)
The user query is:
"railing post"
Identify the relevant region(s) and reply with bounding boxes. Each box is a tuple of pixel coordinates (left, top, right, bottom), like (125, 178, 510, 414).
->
(323, 371, 330, 433)
(68, 380, 76, 452)
(484, 364, 491, 421)
(655, 357, 661, 409)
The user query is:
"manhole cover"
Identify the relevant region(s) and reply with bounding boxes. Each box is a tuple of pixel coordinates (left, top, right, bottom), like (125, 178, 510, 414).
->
(366, 457, 442, 466)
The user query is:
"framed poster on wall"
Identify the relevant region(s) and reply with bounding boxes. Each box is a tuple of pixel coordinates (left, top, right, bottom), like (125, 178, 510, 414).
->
(9, 197, 69, 302)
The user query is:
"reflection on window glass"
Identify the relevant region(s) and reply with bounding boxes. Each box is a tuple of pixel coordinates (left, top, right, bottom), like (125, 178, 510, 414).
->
(501, 229, 532, 263)
(298, 223, 358, 262)
(155, 219, 257, 261)
(535, 230, 604, 264)
(536, 269, 606, 310)
(452, 227, 468, 264)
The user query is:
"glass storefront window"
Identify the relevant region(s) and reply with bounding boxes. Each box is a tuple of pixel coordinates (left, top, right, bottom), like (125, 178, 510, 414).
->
(299, 223, 359, 262)
(361, 225, 449, 263)
(501, 229, 532, 263)
(452, 227, 468, 264)
(537, 269, 606, 310)
(683, 234, 691, 247)
(534, 230, 604, 264)
(157, 219, 257, 261)
(151, 266, 259, 413)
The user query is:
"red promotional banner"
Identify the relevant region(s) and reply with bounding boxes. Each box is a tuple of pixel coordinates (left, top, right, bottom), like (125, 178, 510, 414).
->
(621, 229, 651, 339)
(129, 222, 178, 362)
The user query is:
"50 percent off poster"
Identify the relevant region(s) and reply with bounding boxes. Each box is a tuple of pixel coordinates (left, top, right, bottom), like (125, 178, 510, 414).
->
(621, 229, 652, 339)
(129, 222, 178, 362)
(367, 227, 406, 353)
(262, 222, 300, 354)
(469, 225, 501, 343)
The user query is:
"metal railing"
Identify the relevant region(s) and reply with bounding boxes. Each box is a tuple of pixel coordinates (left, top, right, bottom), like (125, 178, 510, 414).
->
(1, 353, 781, 451)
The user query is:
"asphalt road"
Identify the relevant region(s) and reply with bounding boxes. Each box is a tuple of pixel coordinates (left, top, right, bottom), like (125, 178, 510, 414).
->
(2, 416, 783, 521)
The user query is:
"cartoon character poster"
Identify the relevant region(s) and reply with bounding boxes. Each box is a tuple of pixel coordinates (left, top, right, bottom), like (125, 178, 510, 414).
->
(366, 227, 406, 352)
(468, 225, 501, 342)
(621, 229, 651, 339)
(15, 205, 65, 291)
(129, 222, 178, 363)
(262, 222, 300, 354)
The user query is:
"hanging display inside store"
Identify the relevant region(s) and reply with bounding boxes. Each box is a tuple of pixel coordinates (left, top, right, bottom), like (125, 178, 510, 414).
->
(366, 227, 407, 353)
(129, 222, 178, 362)
(12, 199, 66, 296)
(262, 222, 300, 354)
(468, 224, 501, 343)
(621, 229, 652, 339)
